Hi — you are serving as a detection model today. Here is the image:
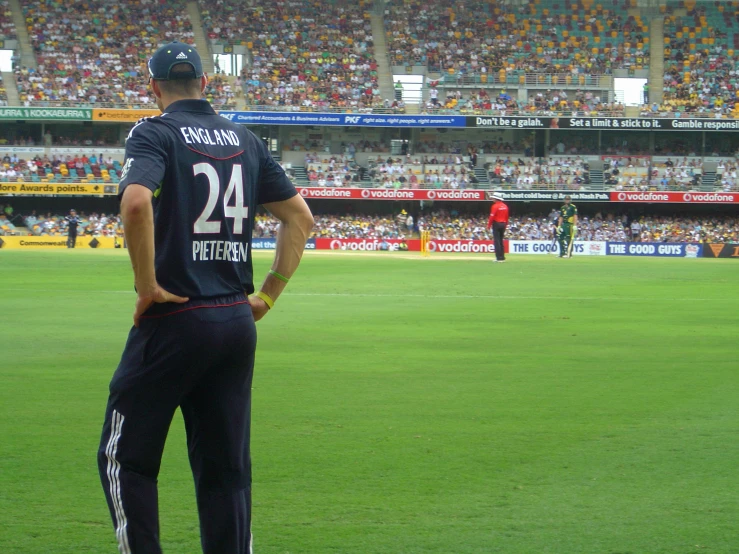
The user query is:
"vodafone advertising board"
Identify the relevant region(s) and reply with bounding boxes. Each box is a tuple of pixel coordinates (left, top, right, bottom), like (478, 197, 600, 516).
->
(298, 188, 739, 203)
(298, 188, 488, 201)
(611, 191, 739, 203)
(313, 238, 509, 253)
(425, 239, 507, 254)
(315, 238, 420, 251)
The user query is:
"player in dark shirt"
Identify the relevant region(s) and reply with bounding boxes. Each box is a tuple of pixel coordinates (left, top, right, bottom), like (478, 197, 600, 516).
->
(96, 42, 314, 554)
(65, 209, 80, 248)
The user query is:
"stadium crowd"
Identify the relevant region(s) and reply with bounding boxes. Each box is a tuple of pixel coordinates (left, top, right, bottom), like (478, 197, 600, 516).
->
(0, 0, 15, 40)
(424, 88, 625, 117)
(488, 157, 590, 189)
(11, 0, 233, 108)
(645, 4, 739, 118)
(0, 204, 122, 237)
(18, 0, 191, 107)
(3, 204, 737, 245)
(0, 152, 120, 182)
(0, 74, 7, 106)
(251, 210, 739, 243)
(385, 0, 646, 76)
(201, 0, 390, 111)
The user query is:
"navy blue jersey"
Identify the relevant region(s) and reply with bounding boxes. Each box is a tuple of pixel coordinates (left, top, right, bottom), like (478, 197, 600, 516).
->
(66, 215, 80, 232)
(118, 99, 296, 298)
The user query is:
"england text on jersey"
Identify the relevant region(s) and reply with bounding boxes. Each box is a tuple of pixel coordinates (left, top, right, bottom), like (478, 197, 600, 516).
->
(180, 127, 241, 147)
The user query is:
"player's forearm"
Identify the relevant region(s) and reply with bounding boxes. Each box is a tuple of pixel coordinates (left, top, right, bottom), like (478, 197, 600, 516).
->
(121, 195, 157, 294)
(259, 210, 314, 302)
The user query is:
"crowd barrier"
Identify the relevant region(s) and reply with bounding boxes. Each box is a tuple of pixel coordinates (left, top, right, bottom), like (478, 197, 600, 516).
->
(605, 242, 702, 257)
(252, 238, 316, 250)
(2, 236, 734, 258)
(0, 236, 118, 248)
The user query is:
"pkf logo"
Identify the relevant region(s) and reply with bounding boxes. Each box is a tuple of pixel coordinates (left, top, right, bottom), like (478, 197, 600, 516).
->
(344, 116, 362, 124)
(220, 113, 236, 121)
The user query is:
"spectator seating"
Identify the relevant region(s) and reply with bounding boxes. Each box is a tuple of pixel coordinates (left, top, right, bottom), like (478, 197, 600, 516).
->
(0, 153, 123, 183)
(14, 0, 232, 108)
(0, 0, 16, 39)
(655, 2, 739, 117)
(0, 73, 8, 106)
(305, 153, 357, 187)
(201, 0, 384, 111)
(385, 0, 646, 77)
(423, 88, 625, 116)
(22, 211, 122, 237)
(18, 0, 193, 106)
(0, 213, 17, 235)
(489, 156, 591, 190)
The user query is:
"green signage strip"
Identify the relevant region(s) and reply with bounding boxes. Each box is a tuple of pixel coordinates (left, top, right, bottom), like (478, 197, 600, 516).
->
(0, 107, 92, 121)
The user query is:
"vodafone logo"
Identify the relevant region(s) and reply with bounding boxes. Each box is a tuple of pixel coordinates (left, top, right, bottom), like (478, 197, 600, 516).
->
(618, 192, 669, 202)
(427, 190, 436, 200)
(361, 189, 371, 198)
(428, 240, 496, 253)
(683, 192, 736, 203)
(432, 190, 483, 200)
(298, 188, 352, 198)
(326, 239, 399, 251)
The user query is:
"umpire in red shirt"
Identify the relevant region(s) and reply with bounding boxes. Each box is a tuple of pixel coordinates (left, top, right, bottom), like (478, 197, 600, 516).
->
(487, 193, 509, 262)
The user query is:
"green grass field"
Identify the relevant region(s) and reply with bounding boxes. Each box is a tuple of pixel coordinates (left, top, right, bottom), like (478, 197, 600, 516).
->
(1, 250, 738, 554)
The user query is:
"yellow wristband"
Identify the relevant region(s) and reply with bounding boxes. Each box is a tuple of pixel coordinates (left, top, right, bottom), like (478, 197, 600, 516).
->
(255, 290, 275, 309)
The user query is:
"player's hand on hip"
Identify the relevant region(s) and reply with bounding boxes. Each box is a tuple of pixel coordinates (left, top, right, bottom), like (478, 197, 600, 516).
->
(248, 296, 270, 322)
(133, 285, 189, 327)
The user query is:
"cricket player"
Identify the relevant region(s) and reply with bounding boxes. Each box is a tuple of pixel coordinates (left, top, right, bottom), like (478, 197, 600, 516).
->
(557, 195, 578, 258)
(66, 209, 80, 248)
(96, 42, 314, 554)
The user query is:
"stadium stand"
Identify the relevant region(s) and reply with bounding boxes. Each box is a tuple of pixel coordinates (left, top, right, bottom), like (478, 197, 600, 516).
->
(10, 209, 736, 243)
(423, 87, 625, 116)
(0, 73, 8, 105)
(200, 0, 393, 111)
(0, 0, 16, 39)
(488, 156, 591, 190)
(13, 0, 230, 108)
(384, 0, 647, 77)
(0, 152, 123, 183)
(648, 2, 739, 118)
(14, 210, 122, 237)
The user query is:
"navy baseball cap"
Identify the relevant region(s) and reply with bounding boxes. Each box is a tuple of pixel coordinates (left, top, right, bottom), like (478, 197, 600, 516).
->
(148, 41, 204, 80)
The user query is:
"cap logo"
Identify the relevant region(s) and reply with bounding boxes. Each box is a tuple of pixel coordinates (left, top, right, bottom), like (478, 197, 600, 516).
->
(176, 52, 188, 59)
